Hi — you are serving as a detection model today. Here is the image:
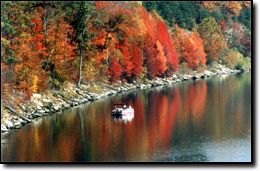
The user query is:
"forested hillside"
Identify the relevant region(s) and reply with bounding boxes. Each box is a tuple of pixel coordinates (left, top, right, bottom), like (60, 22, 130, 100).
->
(1, 1, 251, 104)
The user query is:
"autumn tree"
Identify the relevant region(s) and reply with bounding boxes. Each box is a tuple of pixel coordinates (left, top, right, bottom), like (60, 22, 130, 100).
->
(223, 49, 243, 69)
(44, 17, 76, 88)
(119, 36, 143, 82)
(129, 41, 143, 79)
(201, 1, 219, 12)
(219, 18, 227, 32)
(140, 7, 178, 77)
(94, 2, 144, 82)
(188, 31, 207, 68)
(224, 22, 251, 58)
(1, 2, 32, 94)
(172, 24, 206, 69)
(197, 17, 227, 63)
(72, 1, 100, 87)
(120, 43, 134, 80)
(226, 1, 242, 16)
(95, 3, 178, 80)
(108, 56, 122, 83)
(154, 14, 178, 73)
(94, 1, 132, 63)
(13, 7, 48, 98)
(143, 35, 167, 78)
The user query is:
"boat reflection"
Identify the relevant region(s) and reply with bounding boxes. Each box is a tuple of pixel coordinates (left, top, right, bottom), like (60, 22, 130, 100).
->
(112, 113, 134, 122)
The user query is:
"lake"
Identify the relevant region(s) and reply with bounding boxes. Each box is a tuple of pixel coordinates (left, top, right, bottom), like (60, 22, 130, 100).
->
(1, 72, 251, 162)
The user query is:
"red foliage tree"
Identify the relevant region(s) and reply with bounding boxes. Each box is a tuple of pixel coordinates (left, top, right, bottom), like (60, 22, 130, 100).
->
(108, 56, 122, 82)
(120, 42, 133, 79)
(155, 20, 179, 73)
(130, 42, 143, 79)
(95, 3, 179, 80)
(219, 18, 227, 32)
(119, 39, 143, 81)
(139, 6, 156, 41)
(144, 35, 167, 78)
(140, 8, 178, 77)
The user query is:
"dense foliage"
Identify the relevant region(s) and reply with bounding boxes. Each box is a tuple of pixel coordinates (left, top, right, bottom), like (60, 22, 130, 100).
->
(1, 1, 251, 101)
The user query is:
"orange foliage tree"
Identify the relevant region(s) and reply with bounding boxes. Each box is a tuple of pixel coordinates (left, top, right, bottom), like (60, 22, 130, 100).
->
(14, 7, 48, 98)
(172, 24, 206, 69)
(44, 17, 76, 85)
(226, 1, 242, 16)
(201, 1, 218, 12)
(188, 31, 207, 68)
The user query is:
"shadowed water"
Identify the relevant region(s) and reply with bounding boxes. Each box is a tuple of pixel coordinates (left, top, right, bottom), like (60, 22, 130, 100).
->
(1, 73, 251, 162)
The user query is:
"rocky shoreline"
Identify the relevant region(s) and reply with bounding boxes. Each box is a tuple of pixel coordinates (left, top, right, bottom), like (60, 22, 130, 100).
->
(1, 65, 250, 134)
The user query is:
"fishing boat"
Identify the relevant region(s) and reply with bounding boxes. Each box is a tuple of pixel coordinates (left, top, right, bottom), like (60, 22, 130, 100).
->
(112, 104, 134, 122)
(112, 104, 134, 116)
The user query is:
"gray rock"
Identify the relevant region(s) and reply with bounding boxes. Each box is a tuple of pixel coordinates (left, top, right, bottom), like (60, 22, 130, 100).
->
(42, 99, 52, 103)
(167, 80, 172, 84)
(191, 76, 198, 81)
(6, 121, 14, 128)
(182, 76, 189, 81)
(36, 106, 43, 110)
(88, 97, 94, 101)
(1, 125, 8, 132)
(14, 121, 20, 126)
(53, 105, 59, 111)
(18, 118, 24, 123)
(28, 115, 34, 119)
(172, 74, 178, 80)
(95, 95, 101, 100)
(147, 84, 152, 88)
(38, 109, 46, 114)
(179, 77, 184, 81)
(63, 103, 70, 108)
(140, 84, 146, 89)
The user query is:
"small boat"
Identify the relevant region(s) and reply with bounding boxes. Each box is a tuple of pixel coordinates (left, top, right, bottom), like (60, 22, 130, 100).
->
(112, 104, 134, 116)
(112, 113, 134, 122)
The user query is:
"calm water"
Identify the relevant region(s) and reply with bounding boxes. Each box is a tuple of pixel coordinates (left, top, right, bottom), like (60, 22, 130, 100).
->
(1, 73, 251, 162)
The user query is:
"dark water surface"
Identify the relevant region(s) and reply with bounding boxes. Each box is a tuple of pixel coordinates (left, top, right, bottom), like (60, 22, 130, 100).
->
(1, 73, 251, 162)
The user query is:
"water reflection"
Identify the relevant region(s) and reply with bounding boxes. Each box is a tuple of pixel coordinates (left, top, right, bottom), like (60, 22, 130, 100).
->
(1, 73, 251, 162)
(112, 114, 134, 122)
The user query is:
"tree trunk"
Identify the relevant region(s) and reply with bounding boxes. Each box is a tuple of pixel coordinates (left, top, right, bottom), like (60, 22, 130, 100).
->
(43, 6, 47, 46)
(77, 44, 83, 88)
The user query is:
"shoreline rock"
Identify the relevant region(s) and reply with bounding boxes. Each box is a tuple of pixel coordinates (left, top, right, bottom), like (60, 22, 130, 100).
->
(1, 66, 249, 134)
